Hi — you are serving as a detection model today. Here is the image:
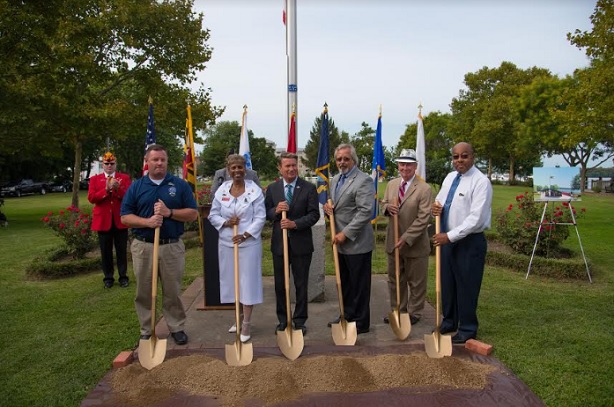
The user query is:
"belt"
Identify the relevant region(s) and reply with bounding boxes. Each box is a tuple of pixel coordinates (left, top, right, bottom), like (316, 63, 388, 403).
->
(134, 235, 179, 245)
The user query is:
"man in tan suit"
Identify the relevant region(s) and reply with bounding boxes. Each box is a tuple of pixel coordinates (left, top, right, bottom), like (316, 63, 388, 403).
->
(381, 149, 432, 325)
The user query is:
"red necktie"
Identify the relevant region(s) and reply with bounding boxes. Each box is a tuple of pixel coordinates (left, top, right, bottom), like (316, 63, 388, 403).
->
(398, 181, 407, 203)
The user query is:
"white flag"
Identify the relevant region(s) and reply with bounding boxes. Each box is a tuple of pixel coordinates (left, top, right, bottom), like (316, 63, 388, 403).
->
(416, 112, 426, 181)
(239, 107, 252, 170)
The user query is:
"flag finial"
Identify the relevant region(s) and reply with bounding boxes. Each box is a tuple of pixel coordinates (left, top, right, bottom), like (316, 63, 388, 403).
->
(418, 102, 423, 114)
(323, 102, 328, 113)
(148, 96, 153, 104)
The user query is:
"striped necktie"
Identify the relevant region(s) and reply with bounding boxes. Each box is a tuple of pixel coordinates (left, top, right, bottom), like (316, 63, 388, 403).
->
(285, 184, 293, 203)
(398, 181, 407, 203)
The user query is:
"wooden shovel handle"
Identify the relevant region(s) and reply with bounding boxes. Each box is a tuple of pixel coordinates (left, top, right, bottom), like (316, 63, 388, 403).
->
(435, 216, 442, 332)
(327, 199, 345, 318)
(282, 211, 292, 325)
(151, 227, 160, 335)
(233, 224, 241, 340)
(393, 198, 401, 310)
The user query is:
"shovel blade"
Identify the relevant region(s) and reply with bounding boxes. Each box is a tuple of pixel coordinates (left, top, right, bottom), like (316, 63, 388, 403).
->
(277, 328, 304, 361)
(388, 310, 411, 340)
(138, 337, 167, 370)
(331, 319, 357, 346)
(424, 332, 453, 359)
(225, 340, 253, 366)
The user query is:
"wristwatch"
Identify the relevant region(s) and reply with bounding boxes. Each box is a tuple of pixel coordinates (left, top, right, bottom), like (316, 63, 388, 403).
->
(242, 233, 249, 240)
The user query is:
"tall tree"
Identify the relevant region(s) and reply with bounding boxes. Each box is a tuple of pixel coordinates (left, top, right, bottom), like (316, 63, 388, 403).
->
(450, 62, 550, 182)
(303, 114, 348, 173)
(0, 0, 221, 206)
(198, 121, 277, 180)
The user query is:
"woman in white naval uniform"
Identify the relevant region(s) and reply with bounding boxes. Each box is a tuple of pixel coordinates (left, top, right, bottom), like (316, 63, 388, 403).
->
(209, 154, 265, 342)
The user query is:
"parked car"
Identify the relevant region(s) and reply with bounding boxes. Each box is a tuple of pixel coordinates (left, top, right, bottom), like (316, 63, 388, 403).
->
(49, 179, 73, 193)
(79, 178, 90, 190)
(0, 179, 49, 197)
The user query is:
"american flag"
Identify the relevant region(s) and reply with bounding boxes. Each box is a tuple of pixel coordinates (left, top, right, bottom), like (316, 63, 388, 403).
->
(142, 100, 156, 175)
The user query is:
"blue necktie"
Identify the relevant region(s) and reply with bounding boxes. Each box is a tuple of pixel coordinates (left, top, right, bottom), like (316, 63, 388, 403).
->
(335, 174, 346, 195)
(285, 184, 293, 203)
(441, 173, 462, 232)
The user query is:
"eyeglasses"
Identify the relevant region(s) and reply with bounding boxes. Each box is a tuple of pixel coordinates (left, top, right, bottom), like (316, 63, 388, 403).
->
(335, 157, 353, 162)
(452, 153, 471, 160)
(103, 162, 116, 166)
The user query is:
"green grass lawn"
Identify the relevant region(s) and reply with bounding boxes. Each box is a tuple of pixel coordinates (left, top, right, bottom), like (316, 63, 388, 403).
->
(0, 187, 612, 407)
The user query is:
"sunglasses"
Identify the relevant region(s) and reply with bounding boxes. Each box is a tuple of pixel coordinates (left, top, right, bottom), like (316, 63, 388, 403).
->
(103, 162, 116, 166)
(335, 157, 353, 162)
(452, 153, 471, 160)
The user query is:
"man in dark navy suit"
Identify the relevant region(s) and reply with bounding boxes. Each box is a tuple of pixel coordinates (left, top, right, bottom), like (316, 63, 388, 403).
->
(265, 152, 320, 334)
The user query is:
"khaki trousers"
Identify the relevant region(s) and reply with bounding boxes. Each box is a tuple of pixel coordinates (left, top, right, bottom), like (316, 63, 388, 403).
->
(131, 239, 187, 335)
(386, 253, 428, 318)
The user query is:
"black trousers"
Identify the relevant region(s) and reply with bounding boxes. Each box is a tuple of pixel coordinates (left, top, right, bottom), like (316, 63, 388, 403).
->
(273, 252, 312, 327)
(440, 232, 487, 337)
(98, 226, 129, 284)
(339, 251, 372, 330)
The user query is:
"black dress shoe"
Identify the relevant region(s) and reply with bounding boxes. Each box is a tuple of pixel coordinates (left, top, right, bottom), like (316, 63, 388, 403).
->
(440, 325, 456, 335)
(452, 334, 475, 344)
(295, 325, 307, 335)
(357, 327, 370, 334)
(171, 331, 188, 345)
(139, 334, 151, 340)
(327, 317, 341, 327)
(120, 280, 129, 288)
(104, 281, 113, 289)
(410, 315, 420, 325)
(383, 316, 390, 324)
(275, 323, 287, 333)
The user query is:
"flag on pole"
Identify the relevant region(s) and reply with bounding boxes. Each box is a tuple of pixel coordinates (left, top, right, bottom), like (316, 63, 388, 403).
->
(287, 108, 297, 153)
(183, 105, 197, 194)
(142, 98, 156, 176)
(239, 105, 252, 170)
(371, 110, 386, 222)
(315, 104, 329, 205)
(415, 107, 426, 181)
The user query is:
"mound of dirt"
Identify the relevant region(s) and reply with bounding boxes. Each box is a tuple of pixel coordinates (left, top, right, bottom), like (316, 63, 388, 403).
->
(111, 353, 496, 407)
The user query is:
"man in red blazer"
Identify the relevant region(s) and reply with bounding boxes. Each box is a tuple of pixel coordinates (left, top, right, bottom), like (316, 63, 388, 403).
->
(88, 152, 132, 288)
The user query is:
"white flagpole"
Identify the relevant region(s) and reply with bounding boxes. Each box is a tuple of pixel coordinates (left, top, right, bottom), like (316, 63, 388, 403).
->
(286, 0, 298, 149)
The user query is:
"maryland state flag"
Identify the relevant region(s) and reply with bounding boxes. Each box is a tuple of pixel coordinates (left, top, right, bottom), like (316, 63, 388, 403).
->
(183, 105, 197, 194)
(315, 104, 329, 205)
(371, 111, 386, 222)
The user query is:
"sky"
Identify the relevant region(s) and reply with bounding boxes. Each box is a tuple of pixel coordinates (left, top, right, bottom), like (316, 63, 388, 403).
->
(191, 0, 596, 167)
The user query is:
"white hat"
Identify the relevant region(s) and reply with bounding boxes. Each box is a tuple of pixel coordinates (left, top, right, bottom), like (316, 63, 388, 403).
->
(395, 149, 417, 163)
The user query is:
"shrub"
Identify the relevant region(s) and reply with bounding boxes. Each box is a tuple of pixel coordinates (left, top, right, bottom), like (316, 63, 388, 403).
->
(495, 192, 586, 257)
(41, 206, 97, 259)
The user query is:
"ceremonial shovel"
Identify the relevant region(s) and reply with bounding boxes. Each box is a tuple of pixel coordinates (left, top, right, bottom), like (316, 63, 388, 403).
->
(388, 199, 411, 340)
(327, 199, 357, 346)
(138, 227, 167, 370)
(424, 216, 452, 358)
(276, 211, 304, 360)
(225, 224, 253, 366)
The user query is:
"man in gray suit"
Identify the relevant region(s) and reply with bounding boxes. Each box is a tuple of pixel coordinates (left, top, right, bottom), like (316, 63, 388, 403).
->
(323, 143, 375, 334)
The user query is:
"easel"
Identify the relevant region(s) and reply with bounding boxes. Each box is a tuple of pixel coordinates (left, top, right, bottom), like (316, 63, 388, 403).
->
(526, 199, 592, 283)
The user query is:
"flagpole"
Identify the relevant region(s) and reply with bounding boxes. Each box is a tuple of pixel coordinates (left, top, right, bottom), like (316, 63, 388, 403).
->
(187, 105, 203, 245)
(286, 0, 297, 151)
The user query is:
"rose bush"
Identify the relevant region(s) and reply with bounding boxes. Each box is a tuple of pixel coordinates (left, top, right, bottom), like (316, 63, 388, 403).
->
(197, 184, 214, 206)
(495, 192, 586, 257)
(41, 206, 97, 259)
